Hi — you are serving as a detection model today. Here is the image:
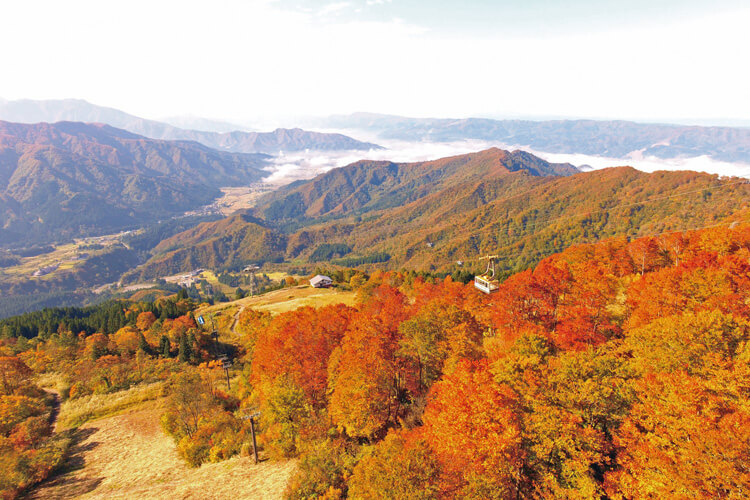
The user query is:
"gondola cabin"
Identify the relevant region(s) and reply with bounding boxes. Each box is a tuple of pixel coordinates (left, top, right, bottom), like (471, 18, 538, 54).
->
(474, 254, 500, 294)
(474, 273, 500, 294)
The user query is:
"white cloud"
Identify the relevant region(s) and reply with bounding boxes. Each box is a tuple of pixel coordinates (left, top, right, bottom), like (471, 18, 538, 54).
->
(261, 137, 750, 185)
(530, 150, 750, 178)
(261, 139, 492, 183)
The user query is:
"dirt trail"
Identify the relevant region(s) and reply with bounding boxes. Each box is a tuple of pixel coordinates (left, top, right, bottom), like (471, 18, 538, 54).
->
(45, 389, 61, 433)
(230, 305, 246, 336)
(23, 400, 295, 500)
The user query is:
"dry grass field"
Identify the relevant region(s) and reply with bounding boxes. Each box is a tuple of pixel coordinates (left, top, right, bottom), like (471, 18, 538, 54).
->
(21, 284, 352, 498)
(24, 399, 295, 500)
(195, 270, 236, 295)
(198, 285, 357, 318)
(214, 185, 275, 215)
(57, 383, 165, 430)
(193, 285, 358, 339)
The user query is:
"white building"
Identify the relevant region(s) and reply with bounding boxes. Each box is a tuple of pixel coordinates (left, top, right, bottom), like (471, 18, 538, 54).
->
(309, 275, 333, 288)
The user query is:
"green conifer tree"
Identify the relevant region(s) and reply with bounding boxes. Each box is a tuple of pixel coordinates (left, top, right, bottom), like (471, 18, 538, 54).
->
(187, 332, 199, 363)
(178, 333, 191, 363)
(160, 335, 171, 358)
(138, 331, 150, 355)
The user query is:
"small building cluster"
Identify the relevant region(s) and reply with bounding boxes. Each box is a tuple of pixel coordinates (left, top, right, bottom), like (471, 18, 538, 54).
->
(178, 276, 199, 288)
(175, 268, 204, 288)
(32, 264, 59, 277)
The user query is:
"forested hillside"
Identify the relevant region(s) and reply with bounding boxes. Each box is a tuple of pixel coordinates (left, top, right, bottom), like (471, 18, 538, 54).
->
(258, 148, 577, 223)
(4, 223, 749, 498)
(124, 214, 288, 281)
(135, 148, 750, 277)
(0, 121, 268, 246)
(325, 166, 750, 270)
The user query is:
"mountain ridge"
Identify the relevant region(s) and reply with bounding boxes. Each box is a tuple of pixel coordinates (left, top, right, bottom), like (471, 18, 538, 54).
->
(321, 112, 750, 163)
(0, 120, 269, 246)
(0, 98, 382, 153)
(256, 147, 578, 223)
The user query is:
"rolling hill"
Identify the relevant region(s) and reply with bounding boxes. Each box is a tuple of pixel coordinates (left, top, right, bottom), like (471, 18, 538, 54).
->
(0, 98, 381, 153)
(180, 127, 382, 154)
(0, 121, 269, 246)
(130, 148, 750, 279)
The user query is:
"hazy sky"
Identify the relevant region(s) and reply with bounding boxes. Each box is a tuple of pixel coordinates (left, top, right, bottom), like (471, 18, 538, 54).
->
(1, 0, 748, 124)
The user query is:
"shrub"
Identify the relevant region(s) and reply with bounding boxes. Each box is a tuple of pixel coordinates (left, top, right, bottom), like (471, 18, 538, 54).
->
(259, 376, 311, 459)
(348, 430, 441, 500)
(285, 438, 359, 500)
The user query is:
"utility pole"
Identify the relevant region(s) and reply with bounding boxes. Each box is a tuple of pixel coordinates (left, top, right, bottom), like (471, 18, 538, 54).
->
(249, 416, 259, 464)
(219, 355, 231, 390)
(211, 330, 219, 357)
(208, 314, 221, 359)
(240, 411, 261, 464)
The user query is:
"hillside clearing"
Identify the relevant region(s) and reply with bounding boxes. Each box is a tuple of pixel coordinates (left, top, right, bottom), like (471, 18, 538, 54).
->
(57, 382, 165, 430)
(197, 285, 357, 320)
(23, 399, 295, 500)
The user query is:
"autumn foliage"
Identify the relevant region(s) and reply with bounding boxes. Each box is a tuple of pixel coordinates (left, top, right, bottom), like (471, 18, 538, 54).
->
(0, 293, 222, 492)
(0, 357, 67, 499)
(249, 224, 750, 498)
(4, 223, 750, 497)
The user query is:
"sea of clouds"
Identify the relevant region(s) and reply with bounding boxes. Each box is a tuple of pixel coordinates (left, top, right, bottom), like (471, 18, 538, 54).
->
(261, 135, 750, 185)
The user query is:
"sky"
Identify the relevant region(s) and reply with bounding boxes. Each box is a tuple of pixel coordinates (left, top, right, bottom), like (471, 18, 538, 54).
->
(1, 0, 748, 125)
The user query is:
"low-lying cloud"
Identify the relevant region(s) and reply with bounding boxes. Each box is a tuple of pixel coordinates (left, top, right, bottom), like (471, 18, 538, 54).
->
(261, 139, 496, 184)
(530, 150, 750, 178)
(261, 137, 750, 185)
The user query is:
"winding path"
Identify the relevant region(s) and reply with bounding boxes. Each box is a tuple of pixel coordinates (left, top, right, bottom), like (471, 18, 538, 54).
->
(229, 305, 246, 336)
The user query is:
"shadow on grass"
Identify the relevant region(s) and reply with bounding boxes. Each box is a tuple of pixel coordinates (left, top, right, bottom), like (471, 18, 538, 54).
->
(21, 427, 103, 499)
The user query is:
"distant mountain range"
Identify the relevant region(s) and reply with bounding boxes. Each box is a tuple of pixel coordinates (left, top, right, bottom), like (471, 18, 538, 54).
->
(126, 148, 750, 281)
(0, 121, 269, 246)
(0, 99, 381, 154)
(158, 115, 252, 133)
(320, 112, 750, 164)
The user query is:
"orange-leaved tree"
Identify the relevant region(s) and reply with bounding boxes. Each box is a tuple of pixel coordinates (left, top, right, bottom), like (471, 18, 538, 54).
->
(328, 286, 411, 439)
(423, 359, 524, 499)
